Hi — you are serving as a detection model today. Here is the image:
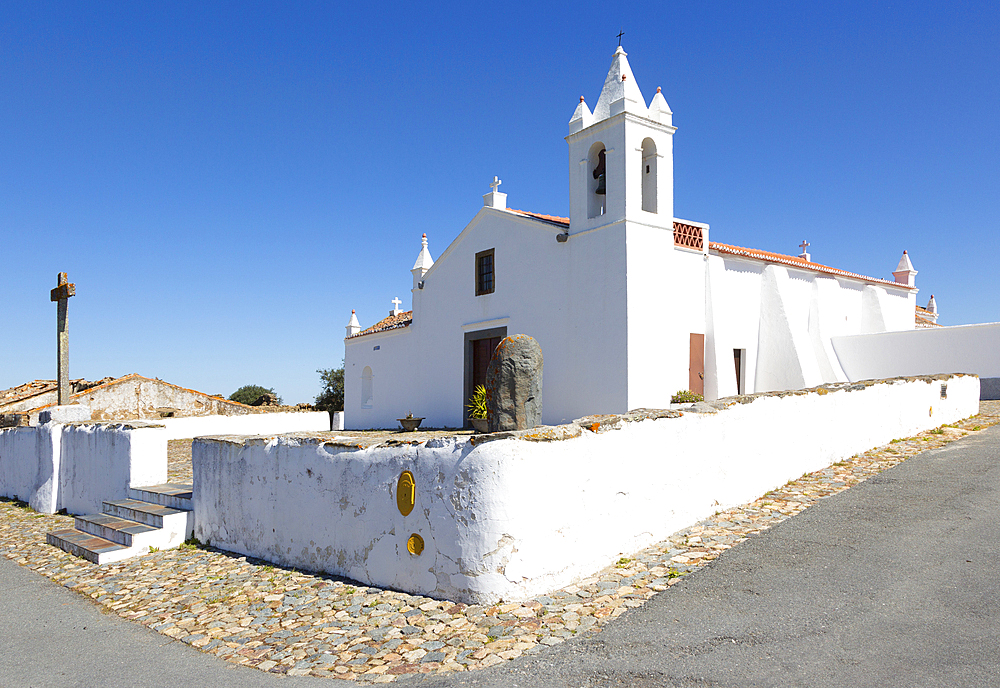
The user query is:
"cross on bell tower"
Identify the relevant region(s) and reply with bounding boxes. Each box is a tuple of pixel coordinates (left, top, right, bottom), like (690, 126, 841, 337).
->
(50, 272, 76, 405)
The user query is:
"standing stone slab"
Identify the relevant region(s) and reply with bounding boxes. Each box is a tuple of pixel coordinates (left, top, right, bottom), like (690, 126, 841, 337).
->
(486, 335, 542, 432)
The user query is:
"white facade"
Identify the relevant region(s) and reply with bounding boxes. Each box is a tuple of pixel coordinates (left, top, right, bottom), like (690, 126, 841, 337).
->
(344, 47, 918, 429)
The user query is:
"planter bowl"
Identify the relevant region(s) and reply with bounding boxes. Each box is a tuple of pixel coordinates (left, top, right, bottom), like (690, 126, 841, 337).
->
(397, 417, 424, 432)
(470, 418, 489, 433)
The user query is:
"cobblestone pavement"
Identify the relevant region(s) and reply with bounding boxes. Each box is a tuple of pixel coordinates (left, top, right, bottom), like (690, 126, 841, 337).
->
(5, 403, 998, 683)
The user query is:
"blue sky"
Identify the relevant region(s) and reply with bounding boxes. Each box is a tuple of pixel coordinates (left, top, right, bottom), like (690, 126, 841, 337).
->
(2, 1, 997, 404)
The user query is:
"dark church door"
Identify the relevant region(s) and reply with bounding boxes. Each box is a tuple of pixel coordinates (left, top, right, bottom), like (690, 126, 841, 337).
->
(472, 337, 502, 390)
(464, 328, 506, 427)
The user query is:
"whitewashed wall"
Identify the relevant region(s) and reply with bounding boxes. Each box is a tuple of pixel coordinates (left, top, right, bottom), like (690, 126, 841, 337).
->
(156, 411, 330, 440)
(833, 322, 1000, 398)
(0, 423, 55, 513)
(0, 421, 166, 514)
(195, 374, 977, 604)
(704, 256, 915, 399)
(58, 423, 167, 514)
(626, 223, 706, 409)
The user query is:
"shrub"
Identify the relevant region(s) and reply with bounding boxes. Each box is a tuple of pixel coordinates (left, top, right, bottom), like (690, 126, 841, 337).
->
(671, 389, 704, 404)
(229, 385, 281, 406)
(467, 385, 487, 420)
(315, 365, 345, 412)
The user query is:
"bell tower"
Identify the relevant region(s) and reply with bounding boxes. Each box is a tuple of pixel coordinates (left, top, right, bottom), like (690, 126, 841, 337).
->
(566, 46, 676, 233)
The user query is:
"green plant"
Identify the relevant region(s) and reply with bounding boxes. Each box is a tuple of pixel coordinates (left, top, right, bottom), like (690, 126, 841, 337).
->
(148, 546, 159, 553)
(467, 385, 488, 420)
(973, 425, 982, 431)
(179, 536, 202, 551)
(930, 428, 944, 435)
(229, 385, 281, 406)
(671, 389, 704, 404)
(315, 364, 345, 412)
(667, 570, 683, 579)
(615, 557, 632, 568)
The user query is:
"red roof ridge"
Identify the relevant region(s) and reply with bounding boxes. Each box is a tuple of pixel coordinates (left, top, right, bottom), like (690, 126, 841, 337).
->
(708, 241, 915, 290)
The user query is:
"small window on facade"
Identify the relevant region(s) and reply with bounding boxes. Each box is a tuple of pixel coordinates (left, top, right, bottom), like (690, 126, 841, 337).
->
(476, 249, 495, 295)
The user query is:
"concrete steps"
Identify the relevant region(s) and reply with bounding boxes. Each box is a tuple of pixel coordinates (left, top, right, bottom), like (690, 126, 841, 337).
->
(46, 483, 194, 565)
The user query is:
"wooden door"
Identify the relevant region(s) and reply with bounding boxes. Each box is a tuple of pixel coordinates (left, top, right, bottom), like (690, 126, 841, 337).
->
(472, 337, 502, 391)
(464, 328, 507, 427)
(689, 333, 705, 396)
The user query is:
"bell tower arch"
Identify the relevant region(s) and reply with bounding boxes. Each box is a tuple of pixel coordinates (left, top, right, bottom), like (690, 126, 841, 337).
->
(567, 47, 676, 233)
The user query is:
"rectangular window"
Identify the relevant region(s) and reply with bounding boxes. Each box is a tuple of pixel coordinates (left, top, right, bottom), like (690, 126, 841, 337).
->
(476, 249, 495, 295)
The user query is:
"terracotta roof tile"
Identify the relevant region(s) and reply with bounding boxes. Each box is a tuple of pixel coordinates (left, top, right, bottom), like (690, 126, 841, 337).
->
(708, 241, 916, 290)
(348, 311, 413, 339)
(25, 373, 250, 414)
(0, 377, 115, 409)
(505, 209, 570, 227)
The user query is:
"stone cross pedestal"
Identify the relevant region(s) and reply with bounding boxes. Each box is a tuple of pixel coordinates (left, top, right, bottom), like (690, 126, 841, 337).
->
(50, 272, 76, 405)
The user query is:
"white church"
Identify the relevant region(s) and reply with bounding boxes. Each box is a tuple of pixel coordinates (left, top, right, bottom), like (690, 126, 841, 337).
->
(343, 46, 923, 429)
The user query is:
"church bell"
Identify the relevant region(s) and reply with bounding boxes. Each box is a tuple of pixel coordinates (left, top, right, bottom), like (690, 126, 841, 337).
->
(595, 173, 606, 195)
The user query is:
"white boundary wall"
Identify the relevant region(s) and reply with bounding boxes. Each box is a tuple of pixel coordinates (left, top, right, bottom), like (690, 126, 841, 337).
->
(0, 421, 167, 514)
(833, 323, 1000, 398)
(156, 411, 330, 440)
(194, 374, 978, 604)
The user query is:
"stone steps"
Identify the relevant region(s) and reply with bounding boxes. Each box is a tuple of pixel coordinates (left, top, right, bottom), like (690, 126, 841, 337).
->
(129, 484, 193, 511)
(46, 483, 194, 565)
(46, 528, 136, 565)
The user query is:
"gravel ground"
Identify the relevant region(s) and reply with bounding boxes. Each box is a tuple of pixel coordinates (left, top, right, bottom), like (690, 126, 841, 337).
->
(4, 402, 997, 682)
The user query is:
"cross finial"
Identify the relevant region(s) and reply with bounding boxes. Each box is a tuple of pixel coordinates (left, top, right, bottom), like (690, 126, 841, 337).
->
(391, 297, 402, 313)
(617, 29, 625, 46)
(490, 176, 501, 193)
(799, 240, 810, 254)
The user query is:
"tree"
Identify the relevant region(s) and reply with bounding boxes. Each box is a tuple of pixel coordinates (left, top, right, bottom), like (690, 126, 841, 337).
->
(315, 364, 344, 412)
(229, 384, 281, 406)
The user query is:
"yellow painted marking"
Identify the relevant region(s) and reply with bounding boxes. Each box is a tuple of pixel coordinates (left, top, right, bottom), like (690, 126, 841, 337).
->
(397, 471, 415, 516)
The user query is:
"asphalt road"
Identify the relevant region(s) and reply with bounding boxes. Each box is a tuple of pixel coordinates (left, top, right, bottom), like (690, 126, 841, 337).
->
(3, 425, 999, 688)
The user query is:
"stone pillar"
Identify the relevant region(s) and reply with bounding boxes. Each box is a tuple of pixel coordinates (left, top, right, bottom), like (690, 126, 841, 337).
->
(485, 335, 543, 432)
(50, 272, 76, 405)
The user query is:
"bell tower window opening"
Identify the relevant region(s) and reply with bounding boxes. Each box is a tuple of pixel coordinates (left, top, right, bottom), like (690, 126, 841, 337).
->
(641, 138, 657, 213)
(588, 142, 607, 219)
(476, 248, 495, 295)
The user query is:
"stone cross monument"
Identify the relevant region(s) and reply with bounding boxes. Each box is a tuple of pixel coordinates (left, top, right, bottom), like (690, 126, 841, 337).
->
(50, 272, 76, 405)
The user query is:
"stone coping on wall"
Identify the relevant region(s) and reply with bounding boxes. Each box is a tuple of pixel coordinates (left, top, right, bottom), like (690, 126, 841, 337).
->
(199, 373, 977, 450)
(0, 419, 168, 432)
